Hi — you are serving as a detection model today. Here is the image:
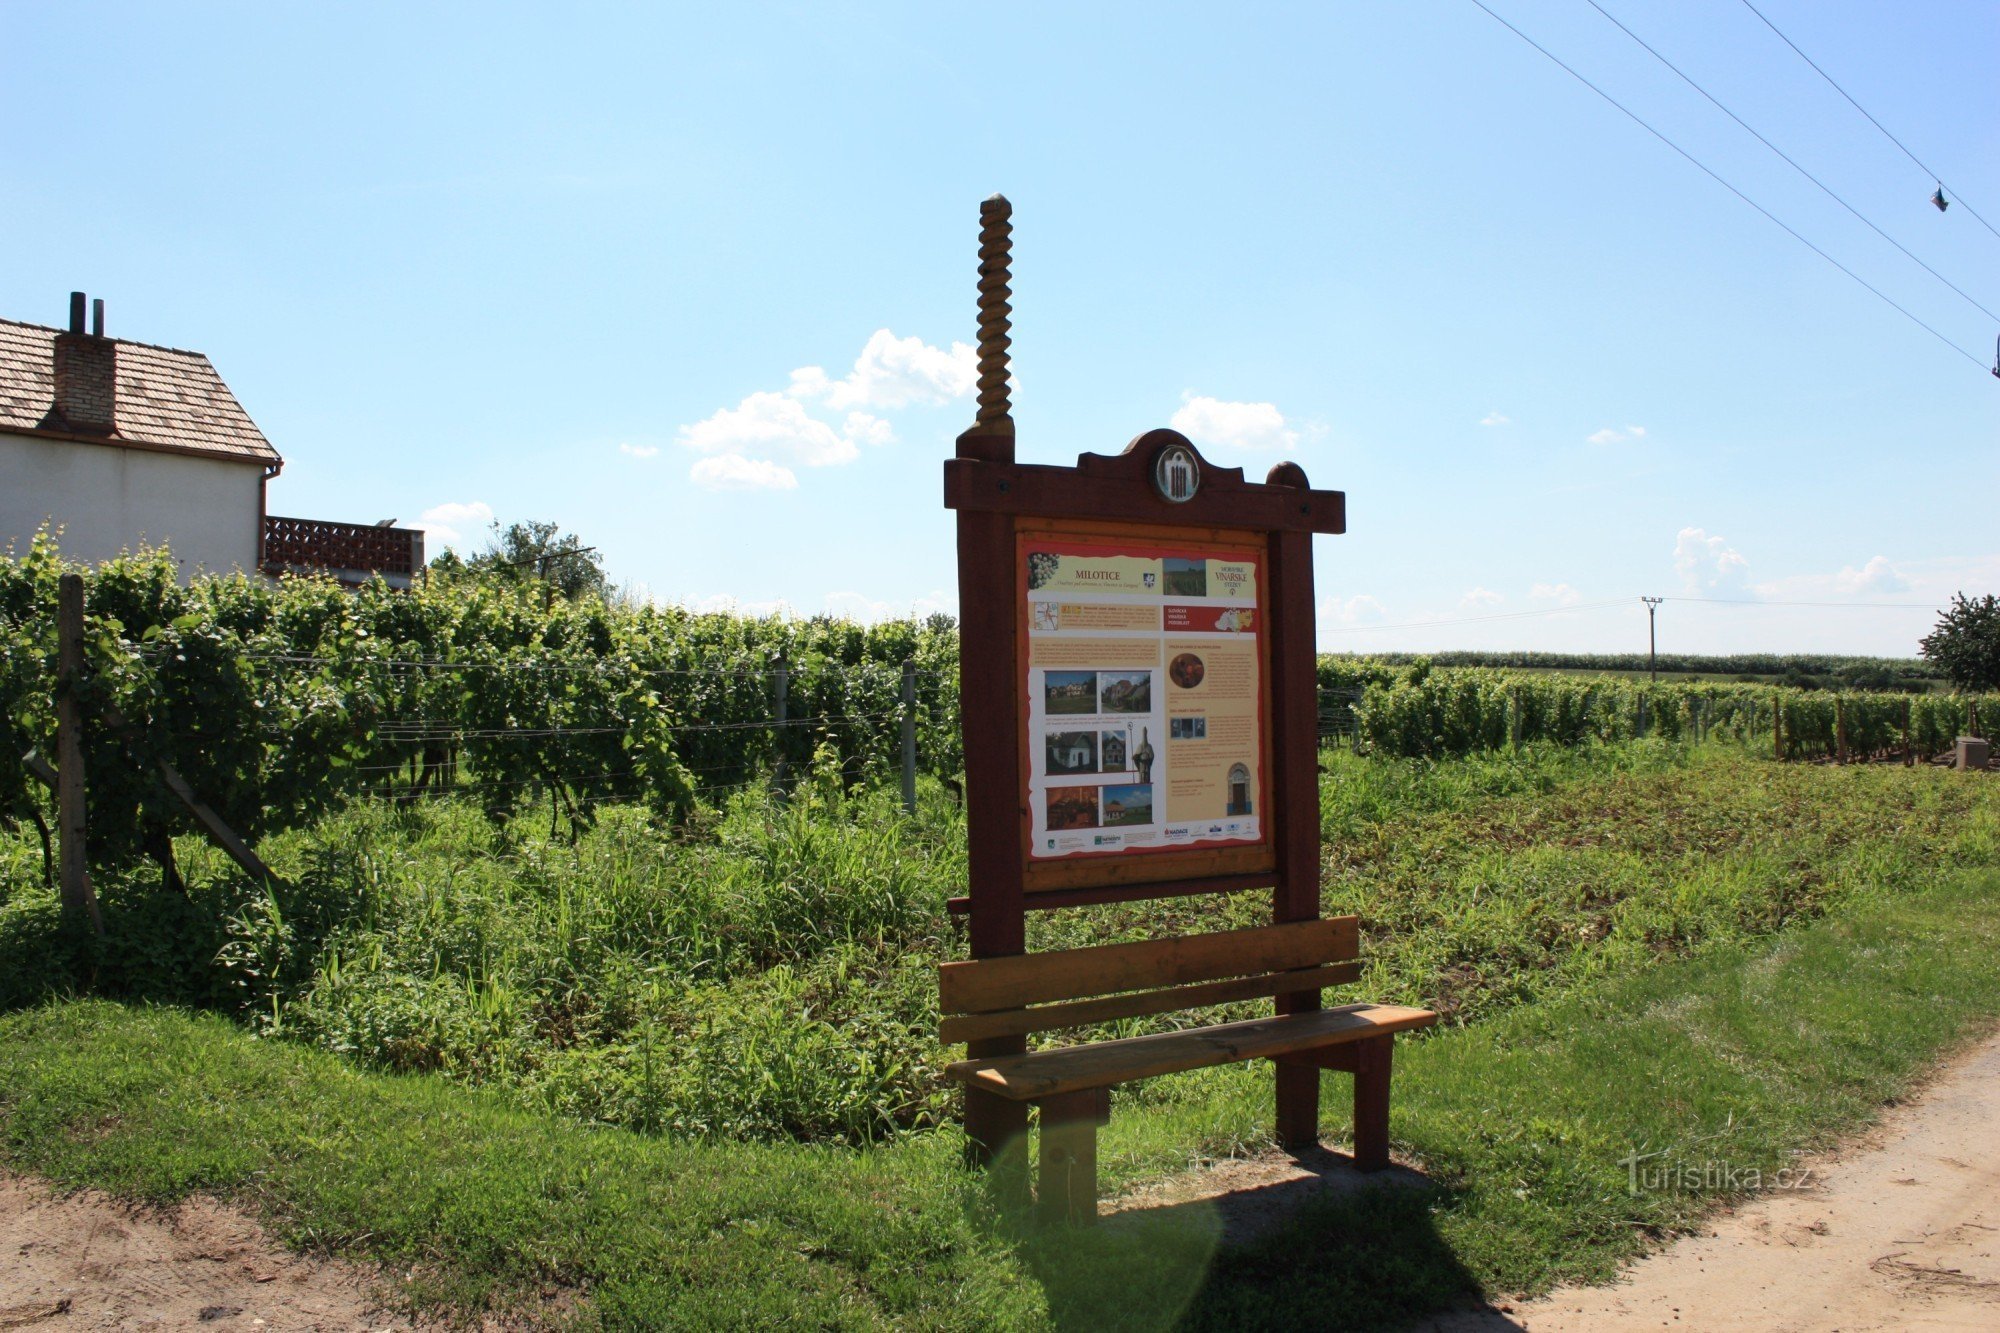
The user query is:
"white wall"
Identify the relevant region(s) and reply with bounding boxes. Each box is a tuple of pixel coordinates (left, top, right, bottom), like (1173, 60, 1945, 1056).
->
(0, 430, 263, 576)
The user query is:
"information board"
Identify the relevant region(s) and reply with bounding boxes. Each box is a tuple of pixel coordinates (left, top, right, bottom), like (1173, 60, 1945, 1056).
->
(1020, 528, 1267, 862)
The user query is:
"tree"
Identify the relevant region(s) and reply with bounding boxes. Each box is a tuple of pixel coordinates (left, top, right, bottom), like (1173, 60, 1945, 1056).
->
(472, 520, 607, 602)
(1920, 593, 2000, 692)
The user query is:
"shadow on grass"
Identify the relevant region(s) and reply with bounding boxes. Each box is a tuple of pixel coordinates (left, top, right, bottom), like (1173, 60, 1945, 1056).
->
(992, 1142, 1518, 1333)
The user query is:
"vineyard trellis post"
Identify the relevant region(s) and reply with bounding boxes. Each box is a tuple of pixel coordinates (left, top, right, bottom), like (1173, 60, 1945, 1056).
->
(1773, 697, 1783, 761)
(900, 658, 918, 815)
(771, 650, 790, 798)
(56, 573, 102, 937)
(1836, 697, 1848, 765)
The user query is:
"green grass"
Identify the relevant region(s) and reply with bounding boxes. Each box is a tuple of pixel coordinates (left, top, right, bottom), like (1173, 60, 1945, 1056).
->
(4, 864, 1998, 1328)
(5, 743, 2000, 1326)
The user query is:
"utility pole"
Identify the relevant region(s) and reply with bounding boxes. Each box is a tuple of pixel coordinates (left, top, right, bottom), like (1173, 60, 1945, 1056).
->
(1642, 597, 1664, 682)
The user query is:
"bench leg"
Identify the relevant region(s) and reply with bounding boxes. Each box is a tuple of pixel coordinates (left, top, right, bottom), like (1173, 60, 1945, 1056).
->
(965, 1088, 1031, 1208)
(1036, 1089, 1110, 1226)
(1275, 1060, 1320, 1150)
(1352, 1035, 1392, 1172)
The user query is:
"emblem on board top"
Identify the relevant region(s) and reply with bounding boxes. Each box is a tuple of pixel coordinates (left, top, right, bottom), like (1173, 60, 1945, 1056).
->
(1152, 442, 1200, 503)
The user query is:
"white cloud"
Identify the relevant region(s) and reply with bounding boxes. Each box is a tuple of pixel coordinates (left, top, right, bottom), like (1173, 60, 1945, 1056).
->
(788, 329, 976, 411)
(677, 329, 968, 491)
(1170, 394, 1300, 453)
(1674, 526, 1750, 593)
(618, 442, 659, 459)
(843, 411, 896, 447)
(1587, 424, 1647, 445)
(1480, 411, 1510, 427)
(1461, 587, 1504, 608)
(689, 454, 799, 491)
(414, 501, 494, 552)
(1531, 582, 1583, 605)
(1834, 555, 1912, 596)
(1322, 594, 1387, 625)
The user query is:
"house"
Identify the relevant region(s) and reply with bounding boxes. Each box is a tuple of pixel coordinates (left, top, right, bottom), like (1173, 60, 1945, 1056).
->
(1, 292, 424, 586)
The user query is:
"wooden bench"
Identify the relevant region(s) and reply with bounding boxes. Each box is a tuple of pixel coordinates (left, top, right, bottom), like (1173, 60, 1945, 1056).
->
(940, 916, 1435, 1224)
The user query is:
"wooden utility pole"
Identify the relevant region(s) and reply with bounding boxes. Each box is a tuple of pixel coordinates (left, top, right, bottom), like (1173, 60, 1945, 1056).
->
(56, 573, 103, 936)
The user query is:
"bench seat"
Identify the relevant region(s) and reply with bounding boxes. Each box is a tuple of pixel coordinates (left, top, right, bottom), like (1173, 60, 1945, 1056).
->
(945, 1002, 1436, 1101)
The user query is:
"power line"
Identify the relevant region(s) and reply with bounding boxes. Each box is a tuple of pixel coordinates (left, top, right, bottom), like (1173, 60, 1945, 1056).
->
(1739, 0, 2000, 246)
(1468, 0, 1990, 372)
(1586, 0, 1999, 323)
(1323, 598, 1634, 635)
(1666, 595, 1935, 609)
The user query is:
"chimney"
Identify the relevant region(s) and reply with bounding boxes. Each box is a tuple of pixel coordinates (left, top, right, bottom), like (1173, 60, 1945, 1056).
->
(53, 291, 116, 434)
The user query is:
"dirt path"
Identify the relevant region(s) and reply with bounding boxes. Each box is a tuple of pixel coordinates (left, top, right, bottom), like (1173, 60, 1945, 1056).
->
(1431, 1028, 2000, 1331)
(0, 1175, 412, 1332)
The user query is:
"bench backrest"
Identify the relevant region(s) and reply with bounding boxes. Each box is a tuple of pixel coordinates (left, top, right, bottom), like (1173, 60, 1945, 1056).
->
(938, 916, 1360, 1044)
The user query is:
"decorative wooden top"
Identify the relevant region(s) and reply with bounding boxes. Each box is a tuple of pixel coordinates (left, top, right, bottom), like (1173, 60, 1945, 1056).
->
(945, 428, 1344, 534)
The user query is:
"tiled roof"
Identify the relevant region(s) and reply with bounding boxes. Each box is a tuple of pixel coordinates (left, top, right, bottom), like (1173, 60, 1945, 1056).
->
(0, 317, 280, 465)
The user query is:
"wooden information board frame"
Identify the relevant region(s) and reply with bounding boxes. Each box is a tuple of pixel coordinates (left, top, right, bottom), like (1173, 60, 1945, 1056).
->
(943, 196, 1348, 1166)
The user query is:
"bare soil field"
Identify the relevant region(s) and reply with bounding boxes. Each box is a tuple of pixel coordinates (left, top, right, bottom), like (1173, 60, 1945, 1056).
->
(0, 1176, 411, 1332)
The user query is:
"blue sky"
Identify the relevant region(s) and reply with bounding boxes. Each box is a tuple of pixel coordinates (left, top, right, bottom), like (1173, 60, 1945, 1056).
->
(5, 2, 1995, 656)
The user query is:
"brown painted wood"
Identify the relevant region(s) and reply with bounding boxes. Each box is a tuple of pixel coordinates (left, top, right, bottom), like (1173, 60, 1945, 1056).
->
(939, 917, 1359, 1015)
(939, 961, 1362, 1044)
(944, 437, 1345, 534)
(947, 870, 1275, 915)
(1035, 1089, 1108, 1226)
(947, 1003, 1435, 1100)
(1351, 1035, 1394, 1171)
(954, 418, 1031, 1174)
(1266, 517, 1326, 1141)
(1024, 844, 1278, 895)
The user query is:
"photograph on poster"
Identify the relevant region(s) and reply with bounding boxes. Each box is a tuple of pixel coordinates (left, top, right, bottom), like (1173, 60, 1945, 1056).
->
(1047, 785, 1100, 830)
(1226, 763, 1254, 815)
(1170, 716, 1207, 740)
(1099, 670, 1152, 713)
(1045, 730, 1098, 775)
(1162, 558, 1207, 596)
(1100, 784, 1154, 826)
(1168, 653, 1206, 689)
(1099, 729, 1130, 771)
(1045, 670, 1098, 714)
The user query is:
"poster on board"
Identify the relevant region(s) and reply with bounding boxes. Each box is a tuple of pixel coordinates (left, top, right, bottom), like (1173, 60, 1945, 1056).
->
(1022, 534, 1266, 861)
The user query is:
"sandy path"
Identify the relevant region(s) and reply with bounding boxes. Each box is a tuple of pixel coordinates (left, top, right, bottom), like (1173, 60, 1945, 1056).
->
(1430, 1029, 2000, 1331)
(0, 1175, 412, 1332)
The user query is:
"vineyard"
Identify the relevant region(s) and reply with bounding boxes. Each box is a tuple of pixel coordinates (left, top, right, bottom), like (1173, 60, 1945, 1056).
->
(3, 536, 1993, 899)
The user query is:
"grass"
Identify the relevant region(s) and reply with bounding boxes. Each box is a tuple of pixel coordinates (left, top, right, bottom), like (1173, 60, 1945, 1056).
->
(4, 864, 1998, 1328)
(4, 741, 2000, 1326)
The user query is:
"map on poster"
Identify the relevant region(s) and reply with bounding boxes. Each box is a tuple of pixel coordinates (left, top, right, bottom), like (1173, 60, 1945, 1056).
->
(1022, 534, 1265, 861)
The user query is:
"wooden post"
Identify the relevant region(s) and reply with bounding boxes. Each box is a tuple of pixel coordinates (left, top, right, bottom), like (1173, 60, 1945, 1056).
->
(1035, 1089, 1109, 1226)
(1836, 696, 1848, 765)
(771, 651, 790, 798)
(1905, 699, 1914, 766)
(1351, 1035, 1393, 1171)
(1269, 510, 1323, 1150)
(955, 194, 1030, 1195)
(900, 659, 918, 816)
(1773, 697, 1783, 761)
(1507, 687, 1521, 750)
(56, 573, 103, 937)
